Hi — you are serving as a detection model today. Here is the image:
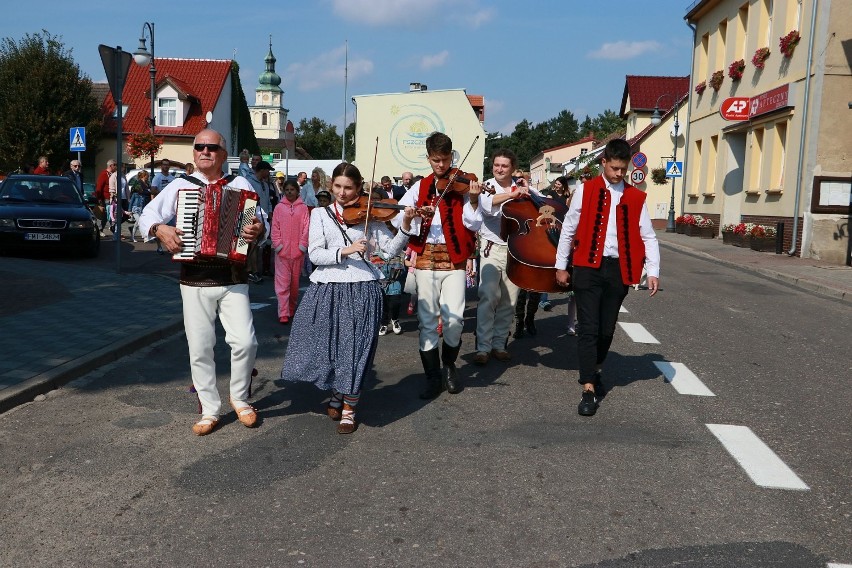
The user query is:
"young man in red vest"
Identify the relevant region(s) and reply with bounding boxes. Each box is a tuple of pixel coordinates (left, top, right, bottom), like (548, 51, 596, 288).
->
(394, 132, 482, 399)
(555, 139, 660, 416)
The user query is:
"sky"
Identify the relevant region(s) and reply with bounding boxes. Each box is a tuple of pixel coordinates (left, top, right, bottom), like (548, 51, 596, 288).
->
(3, 0, 694, 136)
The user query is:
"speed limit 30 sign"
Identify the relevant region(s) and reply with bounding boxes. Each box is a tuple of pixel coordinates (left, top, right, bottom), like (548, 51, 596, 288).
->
(630, 169, 646, 184)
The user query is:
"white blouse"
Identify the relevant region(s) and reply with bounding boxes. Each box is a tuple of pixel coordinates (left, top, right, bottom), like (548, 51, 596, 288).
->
(308, 205, 410, 284)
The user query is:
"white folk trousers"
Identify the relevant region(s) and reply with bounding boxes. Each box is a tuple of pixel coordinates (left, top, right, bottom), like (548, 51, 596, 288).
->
(414, 268, 466, 351)
(180, 283, 258, 417)
(475, 241, 519, 352)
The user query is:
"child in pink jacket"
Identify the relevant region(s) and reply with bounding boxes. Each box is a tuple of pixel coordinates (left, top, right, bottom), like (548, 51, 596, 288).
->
(271, 179, 310, 323)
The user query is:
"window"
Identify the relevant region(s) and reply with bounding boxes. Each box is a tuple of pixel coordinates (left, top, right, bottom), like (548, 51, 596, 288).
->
(716, 20, 728, 71)
(112, 104, 128, 118)
(707, 135, 719, 194)
(748, 128, 764, 191)
(158, 98, 176, 127)
(736, 3, 748, 58)
(262, 113, 268, 126)
(764, 0, 774, 46)
(692, 139, 703, 195)
(772, 121, 787, 189)
(698, 33, 709, 80)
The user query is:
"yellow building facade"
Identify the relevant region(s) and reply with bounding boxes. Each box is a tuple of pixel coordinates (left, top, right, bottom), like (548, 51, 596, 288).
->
(685, 0, 851, 263)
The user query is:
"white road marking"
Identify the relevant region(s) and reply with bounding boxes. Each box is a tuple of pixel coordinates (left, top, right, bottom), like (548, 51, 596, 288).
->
(827, 564, 852, 568)
(706, 424, 810, 490)
(653, 362, 715, 396)
(250, 303, 271, 310)
(617, 322, 659, 343)
(619, 305, 628, 313)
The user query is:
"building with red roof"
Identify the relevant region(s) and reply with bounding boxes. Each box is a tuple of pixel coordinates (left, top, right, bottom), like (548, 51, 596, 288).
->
(529, 135, 597, 190)
(98, 57, 257, 171)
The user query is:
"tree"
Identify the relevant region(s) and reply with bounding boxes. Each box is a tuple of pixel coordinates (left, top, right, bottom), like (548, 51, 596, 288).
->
(0, 31, 102, 173)
(343, 122, 356, 163)
(295, 117, 342, 159)
(579, 110, 626, 140)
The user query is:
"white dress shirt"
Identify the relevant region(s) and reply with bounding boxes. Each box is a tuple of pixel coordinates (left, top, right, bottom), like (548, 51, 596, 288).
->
(555, 177, 660, 278)
(392, 178, 482, 239)
(478, 178, 543, 245)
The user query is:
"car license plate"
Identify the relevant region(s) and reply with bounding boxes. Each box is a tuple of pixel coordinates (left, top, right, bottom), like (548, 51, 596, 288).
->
(24, 233, 60, 241)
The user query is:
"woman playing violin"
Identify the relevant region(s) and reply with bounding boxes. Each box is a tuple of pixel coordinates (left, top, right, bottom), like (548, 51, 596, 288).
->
(391, 132, 483, 399)
(279, 162, 416, 434)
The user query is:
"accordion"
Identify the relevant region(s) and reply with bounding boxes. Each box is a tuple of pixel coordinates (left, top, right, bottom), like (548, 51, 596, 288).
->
(173, 184, 259, 263)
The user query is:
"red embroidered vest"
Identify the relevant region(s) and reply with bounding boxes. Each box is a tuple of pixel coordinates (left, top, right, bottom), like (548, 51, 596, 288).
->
(407, 173, 477, 264)
(572, 175, 646, 285)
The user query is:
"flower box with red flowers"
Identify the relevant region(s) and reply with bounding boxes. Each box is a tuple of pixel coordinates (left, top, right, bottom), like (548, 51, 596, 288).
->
(709, 70, 725, 92)
(779, 30, 800, 58)
(752, 47, 771, 69)
(728, 59, 746, 81)
(694, 81, 707, 95)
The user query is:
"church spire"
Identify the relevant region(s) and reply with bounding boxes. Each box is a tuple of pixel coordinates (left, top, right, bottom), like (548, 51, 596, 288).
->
(257, 35, 282, 93)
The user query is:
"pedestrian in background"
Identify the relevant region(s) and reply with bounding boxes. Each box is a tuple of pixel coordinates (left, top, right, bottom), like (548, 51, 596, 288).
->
(270, 179, 309, 324)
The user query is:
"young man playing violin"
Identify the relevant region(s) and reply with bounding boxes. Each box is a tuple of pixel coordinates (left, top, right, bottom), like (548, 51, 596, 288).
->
(473, 149, 541, 364)
(393, 132, 482, 399)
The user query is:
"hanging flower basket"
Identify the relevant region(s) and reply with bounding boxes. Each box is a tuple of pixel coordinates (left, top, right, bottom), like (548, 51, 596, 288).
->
(709, 70, 725, 91)
(752, 47, 770, 69)
(694, 81, 707, 95)
(126, 132, 163, 161)
(650, 167, 668, 185)
(779, 30, 800, 58)
(728, 59, 746, 81)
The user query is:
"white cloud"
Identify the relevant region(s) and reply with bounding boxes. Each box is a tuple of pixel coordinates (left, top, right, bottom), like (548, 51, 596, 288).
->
(495, 120, 518, 136)
(484, 97, 504, 114)
(587, 40, 663, 60)
(332, 0, 445, 25)
(421, 50, 450, 70)
(466, 8, 494, 28)
(286, 45, 374, 91)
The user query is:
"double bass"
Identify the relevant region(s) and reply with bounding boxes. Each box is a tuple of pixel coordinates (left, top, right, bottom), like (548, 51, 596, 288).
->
(499, 184, 570, 293)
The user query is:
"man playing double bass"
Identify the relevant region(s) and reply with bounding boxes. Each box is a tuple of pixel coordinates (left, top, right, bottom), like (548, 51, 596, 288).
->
(555, 139, 660, 417)
(473, 149, 542, 365)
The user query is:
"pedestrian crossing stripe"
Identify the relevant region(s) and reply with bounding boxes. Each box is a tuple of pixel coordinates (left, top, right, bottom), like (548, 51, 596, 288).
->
(665, 161, 682, 177)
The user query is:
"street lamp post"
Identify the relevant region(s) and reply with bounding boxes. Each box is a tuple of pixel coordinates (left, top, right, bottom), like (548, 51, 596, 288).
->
(132, 22, 156, 182)
(650, 94, 681, 233)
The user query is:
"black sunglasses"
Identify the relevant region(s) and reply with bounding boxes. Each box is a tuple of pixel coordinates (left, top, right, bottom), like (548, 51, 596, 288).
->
(193, 143, 222, 152)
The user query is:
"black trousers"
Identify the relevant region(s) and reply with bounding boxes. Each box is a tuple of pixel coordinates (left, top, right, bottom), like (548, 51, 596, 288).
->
(515, 289, 541, 320)
(572, 257, 629, 385)
(382, 293, 402, 325)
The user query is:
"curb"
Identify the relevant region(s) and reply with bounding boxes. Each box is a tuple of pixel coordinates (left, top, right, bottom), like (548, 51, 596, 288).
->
(0, 318, 184, 415)
(659, 241, 851, 305)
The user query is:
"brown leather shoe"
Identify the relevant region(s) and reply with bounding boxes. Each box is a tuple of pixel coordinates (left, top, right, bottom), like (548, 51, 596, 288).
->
(192, 416, 219, 436)
(472, 351, 490, 365)
(491, 349, 511, 362)
(231, 401, 258, 428)
(327, 404, 342, 421)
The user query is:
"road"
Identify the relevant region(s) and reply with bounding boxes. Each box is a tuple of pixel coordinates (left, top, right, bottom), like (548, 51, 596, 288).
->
(0, 245, 850, 567)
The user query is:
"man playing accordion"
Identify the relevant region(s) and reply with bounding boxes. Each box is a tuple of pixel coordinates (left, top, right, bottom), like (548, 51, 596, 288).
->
(138, 129, 269, 436)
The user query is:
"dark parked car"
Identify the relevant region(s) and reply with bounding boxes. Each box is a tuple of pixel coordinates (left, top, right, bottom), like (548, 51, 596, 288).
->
(0, 174, 100, 257)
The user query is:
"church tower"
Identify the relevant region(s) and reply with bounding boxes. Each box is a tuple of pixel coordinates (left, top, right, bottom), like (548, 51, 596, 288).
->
(249, 37, 288, 140)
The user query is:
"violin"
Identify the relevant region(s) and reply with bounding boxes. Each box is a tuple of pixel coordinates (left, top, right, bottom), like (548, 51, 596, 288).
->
(340, 195, 422, 226)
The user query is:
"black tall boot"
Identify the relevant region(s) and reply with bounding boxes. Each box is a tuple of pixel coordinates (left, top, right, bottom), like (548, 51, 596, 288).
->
(441, 340, 462, 394)
(524, 299, 539, 337)
(419, 348, 442, 400)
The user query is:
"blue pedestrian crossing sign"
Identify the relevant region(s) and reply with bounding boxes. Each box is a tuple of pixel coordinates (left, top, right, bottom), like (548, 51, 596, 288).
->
(69, 127, 86, 152)
(665, 161, 683, 178)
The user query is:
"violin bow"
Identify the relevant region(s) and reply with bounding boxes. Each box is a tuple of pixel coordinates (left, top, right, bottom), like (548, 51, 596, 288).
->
(433, 135, 479, 210)
(364, 136, 379, 236)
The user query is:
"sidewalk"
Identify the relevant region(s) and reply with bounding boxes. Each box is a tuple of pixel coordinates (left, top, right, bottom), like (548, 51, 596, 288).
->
(656, 231, 852, 303)
(1, 231, 850, 414)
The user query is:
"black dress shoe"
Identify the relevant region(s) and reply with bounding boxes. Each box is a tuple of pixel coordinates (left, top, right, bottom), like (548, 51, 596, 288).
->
(514, 321, 525, 338)
(578, 390, 599, 416)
